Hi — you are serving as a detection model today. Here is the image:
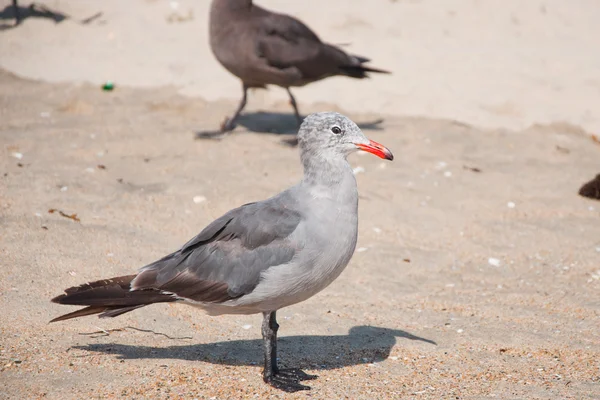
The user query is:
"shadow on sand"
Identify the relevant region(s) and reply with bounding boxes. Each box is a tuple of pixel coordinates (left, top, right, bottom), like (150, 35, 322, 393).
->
(195, 111, 385, 145)
(0, 2, 102, 30)
(74, 325, 436, 370)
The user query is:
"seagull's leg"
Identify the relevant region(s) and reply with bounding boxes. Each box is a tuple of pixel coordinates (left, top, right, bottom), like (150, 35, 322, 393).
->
(13, 0, 21, 24)
(261, 311, 316, 392)
(262, 311, 279, 378)
(220, 83, 248, 133)
(286, 88, 303, 127)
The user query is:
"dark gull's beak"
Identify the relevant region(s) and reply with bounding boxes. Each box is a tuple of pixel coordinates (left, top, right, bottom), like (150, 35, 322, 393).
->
(355, 139, 394, 161)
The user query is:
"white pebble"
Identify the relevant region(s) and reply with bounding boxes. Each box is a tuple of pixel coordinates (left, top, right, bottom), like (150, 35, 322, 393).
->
(106, 253, 114, 257)
(507, 202, 516, 208)
(96, 151, 104, 157)
(435, 161, 448, 170)
(378, 162, 387, 170)
(40, 111, 51, 118)
(595, 247, 600, 253)
(456, 329, 464, 333)
(589, 206, 595, 211)
(352, 166, 365, 175)
(443, 171, 452, 178)
(356, 247, 368, 253)
(60, 186, 68, 192)
(242, 324, 252, 330)
(445, 283, 455, 288)
(34, 212, 42, 218)
(373, 227, 382, 234)
(389, 356, 398, 361)
(488, 257, 501, 267)
(11, 152, 23, 160)
(193, 195, 207, 204)
(85, 167, 95, 173)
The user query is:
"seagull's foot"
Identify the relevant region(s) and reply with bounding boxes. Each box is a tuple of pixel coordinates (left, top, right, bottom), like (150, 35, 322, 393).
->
(264, 368, 317, 392)
(195, 117, 237, 140)
(195, 130, 229, 140)
(220, 116, 237, 133)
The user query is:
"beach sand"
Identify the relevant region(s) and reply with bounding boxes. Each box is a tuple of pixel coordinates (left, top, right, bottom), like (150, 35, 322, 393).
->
(1, 1, 599, 398)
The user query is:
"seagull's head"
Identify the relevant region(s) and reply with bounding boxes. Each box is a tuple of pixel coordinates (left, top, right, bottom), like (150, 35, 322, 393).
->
(298, 112, 393, 162)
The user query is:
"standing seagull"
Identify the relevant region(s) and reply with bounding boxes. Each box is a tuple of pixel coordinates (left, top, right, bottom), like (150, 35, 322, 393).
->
(208, 0, 390, 134)
(50, 112, 394, 392)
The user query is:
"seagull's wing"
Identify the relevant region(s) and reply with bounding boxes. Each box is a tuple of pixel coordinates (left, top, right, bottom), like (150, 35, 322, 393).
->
(254, 11, 322, 68)
(131, 195, 303, 303)
(50, 194, 303, 322)
(253, 10, 386, 82)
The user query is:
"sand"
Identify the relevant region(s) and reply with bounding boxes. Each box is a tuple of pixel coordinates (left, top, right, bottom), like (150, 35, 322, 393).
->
(1, 1, 600, 399)
(2, 0, 600, 133)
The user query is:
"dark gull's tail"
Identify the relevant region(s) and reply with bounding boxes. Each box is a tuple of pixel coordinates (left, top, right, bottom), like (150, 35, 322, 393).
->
(322, 44, 391, 79)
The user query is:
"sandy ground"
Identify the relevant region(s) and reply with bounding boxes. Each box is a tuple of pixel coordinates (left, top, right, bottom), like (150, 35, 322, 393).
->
(1, 0, 600, 134)
(1, 1, 600, 399)
(1, 70, 600, 399)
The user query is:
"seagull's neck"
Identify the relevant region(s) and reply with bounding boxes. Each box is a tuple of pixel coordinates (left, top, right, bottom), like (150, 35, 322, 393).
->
(301, 152, 356, 189)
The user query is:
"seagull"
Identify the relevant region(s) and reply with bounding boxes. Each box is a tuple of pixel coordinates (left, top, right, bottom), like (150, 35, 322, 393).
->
(50, 112, 394, 392)
(207, 0, 390, 134)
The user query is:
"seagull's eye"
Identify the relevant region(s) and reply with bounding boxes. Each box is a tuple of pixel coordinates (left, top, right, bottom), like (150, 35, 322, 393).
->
(331, 126, 342, 134)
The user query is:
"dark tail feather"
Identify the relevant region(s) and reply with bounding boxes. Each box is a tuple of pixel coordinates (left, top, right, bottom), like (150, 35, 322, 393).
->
(50, 275, 176, 323)
(354, 55, 371, 64)
(323, 44, 390, 79)
(339, 54, 391, 78)
(340, 64, 391, 78)
(50, 306, 111, 322)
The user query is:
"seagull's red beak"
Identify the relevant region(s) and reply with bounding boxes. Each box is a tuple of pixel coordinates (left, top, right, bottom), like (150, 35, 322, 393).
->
(355, 140, 394, 161)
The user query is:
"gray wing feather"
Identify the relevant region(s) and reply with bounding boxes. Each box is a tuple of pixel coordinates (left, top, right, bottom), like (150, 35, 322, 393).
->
(131, 195, 303, 302)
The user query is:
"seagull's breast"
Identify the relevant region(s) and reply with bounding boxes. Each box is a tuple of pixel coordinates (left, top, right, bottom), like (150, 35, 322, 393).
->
(227, 191, 359, 313)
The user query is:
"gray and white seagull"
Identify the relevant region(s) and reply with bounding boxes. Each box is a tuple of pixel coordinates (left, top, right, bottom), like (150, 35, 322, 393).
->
(50, 112, 394, 392)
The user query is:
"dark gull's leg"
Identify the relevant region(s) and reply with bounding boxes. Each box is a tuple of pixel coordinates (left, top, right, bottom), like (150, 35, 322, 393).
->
(13, 0, 21, 24)
(220, 83, 248, 133)
(286, 88, 303, 127)
(261, 311, 316, 392)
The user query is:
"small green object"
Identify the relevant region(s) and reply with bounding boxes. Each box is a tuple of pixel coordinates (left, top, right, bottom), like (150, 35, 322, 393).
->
(102, 81, 114, 91)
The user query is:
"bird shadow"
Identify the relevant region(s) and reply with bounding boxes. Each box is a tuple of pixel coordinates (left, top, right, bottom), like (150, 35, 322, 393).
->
(0, 2, 102, 30)
(73, 325, 436, 370)
(195, 111, 385, 145)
